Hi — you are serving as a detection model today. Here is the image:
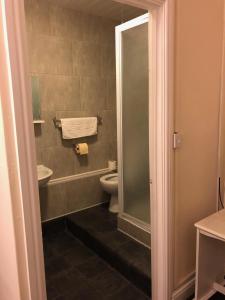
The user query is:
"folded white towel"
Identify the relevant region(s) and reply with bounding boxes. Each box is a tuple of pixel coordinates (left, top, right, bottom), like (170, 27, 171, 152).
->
(60, 117, 97, 139)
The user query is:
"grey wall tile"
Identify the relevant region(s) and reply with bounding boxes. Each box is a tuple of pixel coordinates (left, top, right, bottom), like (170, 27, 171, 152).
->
(101, 45, 116, 78)
(106, 76, 117, 111)
(39, 184, 69, 221)
(72, 41, 101, 77)
(25, 3, 118, 220)
(55, 110, 85, 119)
(91, 142, 110, 169)
(24, 0, 33, 34)
(40, 111, 57, 148)
(100, 19, 117, 46)
(82, 14, 102, 43)
(42, 145, 75, 179)
(108, 138, 117, 162)
(39, 75, 56, 111)
(49, 5, 84, 40)
(66, 176, 107, 212)
(39, 75, 80, 111)
(34, 110, 57, 149)
(80, 77, 107, 111)
(40, 175, 108, 221)
(29, 0, 50, 35)
(100, 110, 117, 143)
(34, 126, 44, 164)
(29, 34, 72, 75)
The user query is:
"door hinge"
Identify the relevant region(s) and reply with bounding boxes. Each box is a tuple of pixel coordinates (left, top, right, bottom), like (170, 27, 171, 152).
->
(173, 132, 182, 149)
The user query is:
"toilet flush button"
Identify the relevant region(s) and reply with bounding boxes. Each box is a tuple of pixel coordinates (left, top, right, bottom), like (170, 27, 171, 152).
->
(108, 160, 117, 171)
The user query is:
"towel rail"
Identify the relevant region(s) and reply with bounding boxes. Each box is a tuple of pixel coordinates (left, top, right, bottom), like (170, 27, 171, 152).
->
(53, 115, 102, 128)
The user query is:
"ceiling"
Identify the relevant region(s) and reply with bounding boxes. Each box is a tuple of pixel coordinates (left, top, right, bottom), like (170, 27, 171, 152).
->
(48, 0, 146, 22)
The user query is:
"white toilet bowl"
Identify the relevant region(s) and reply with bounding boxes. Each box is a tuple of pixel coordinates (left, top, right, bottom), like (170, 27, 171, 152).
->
(100, 173, 118, 213)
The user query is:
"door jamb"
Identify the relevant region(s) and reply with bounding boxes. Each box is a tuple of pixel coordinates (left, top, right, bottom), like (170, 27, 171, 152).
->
(0, 0, 174, 299)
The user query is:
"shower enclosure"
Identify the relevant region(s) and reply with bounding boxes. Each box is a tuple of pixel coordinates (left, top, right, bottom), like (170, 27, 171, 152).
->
(116, 13, 150, 245)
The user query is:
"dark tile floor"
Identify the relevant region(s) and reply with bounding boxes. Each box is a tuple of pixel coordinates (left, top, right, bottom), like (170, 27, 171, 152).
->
(66, 205, 151, 294)
(187, 291, 225, 299)
(210, 294, 225, 299)
(43, 230, 150, 300)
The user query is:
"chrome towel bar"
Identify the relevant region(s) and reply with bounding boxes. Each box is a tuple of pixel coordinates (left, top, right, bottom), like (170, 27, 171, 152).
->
(53, 115, 102, 128)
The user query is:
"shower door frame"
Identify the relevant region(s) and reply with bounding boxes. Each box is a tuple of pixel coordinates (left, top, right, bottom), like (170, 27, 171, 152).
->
(0, 0, 174, 300)
(116, 13, 150, 231)
(115, 1, 175, 299)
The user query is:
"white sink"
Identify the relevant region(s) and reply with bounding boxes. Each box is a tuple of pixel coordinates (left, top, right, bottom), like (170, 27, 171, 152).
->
(37, 165, 53, 187)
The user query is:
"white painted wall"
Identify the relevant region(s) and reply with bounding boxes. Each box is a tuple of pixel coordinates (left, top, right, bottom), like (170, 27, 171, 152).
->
(0, 0, 46, 299)
(0, 98, 22, 300)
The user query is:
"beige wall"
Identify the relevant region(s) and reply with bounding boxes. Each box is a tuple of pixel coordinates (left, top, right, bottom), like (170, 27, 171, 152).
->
(218, 34, 225, 204)
(174, 0, 224, 289)
(0, 77, 22, 300)
(24, 0, 118, 220)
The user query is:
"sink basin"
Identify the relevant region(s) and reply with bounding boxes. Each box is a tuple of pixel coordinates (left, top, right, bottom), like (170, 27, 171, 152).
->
(37, 165, 53, 187)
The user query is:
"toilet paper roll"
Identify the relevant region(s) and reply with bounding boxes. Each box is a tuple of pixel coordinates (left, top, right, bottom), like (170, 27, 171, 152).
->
(75, 143, 88, 155)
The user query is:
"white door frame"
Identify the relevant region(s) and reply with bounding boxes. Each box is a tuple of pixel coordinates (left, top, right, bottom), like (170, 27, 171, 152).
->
(0, 0, 174, 299)
(117, 1, 175, 299)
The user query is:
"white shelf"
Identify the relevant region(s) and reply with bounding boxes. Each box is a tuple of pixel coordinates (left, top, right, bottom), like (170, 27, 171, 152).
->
(195, 209, 225, 241)
(195, 209, 225, 299)
(33, 120, 45, 124)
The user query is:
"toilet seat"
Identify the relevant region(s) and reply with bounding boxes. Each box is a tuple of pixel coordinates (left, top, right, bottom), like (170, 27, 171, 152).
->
(100, 173, 118, 186)
(101, 173, 118, 182)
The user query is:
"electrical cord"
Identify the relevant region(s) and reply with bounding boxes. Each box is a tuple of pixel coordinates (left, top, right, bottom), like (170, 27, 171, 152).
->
(218, 177, 224, 209)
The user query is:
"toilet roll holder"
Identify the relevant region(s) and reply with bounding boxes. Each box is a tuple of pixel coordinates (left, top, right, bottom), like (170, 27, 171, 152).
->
(53, 115, 102, 128)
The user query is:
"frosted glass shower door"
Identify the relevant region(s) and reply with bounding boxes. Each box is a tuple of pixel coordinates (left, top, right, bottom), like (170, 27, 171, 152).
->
(116, 14, 150, 224)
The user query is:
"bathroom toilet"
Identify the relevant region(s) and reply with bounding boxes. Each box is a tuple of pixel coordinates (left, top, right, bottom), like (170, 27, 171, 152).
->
(100, 173, 118, 213)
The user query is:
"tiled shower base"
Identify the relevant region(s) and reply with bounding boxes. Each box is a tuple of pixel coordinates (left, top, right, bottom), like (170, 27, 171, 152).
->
(42, 204, 151, 299)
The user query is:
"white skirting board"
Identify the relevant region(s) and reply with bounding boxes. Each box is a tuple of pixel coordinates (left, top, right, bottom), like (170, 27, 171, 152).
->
(172, 272, 195, 300)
